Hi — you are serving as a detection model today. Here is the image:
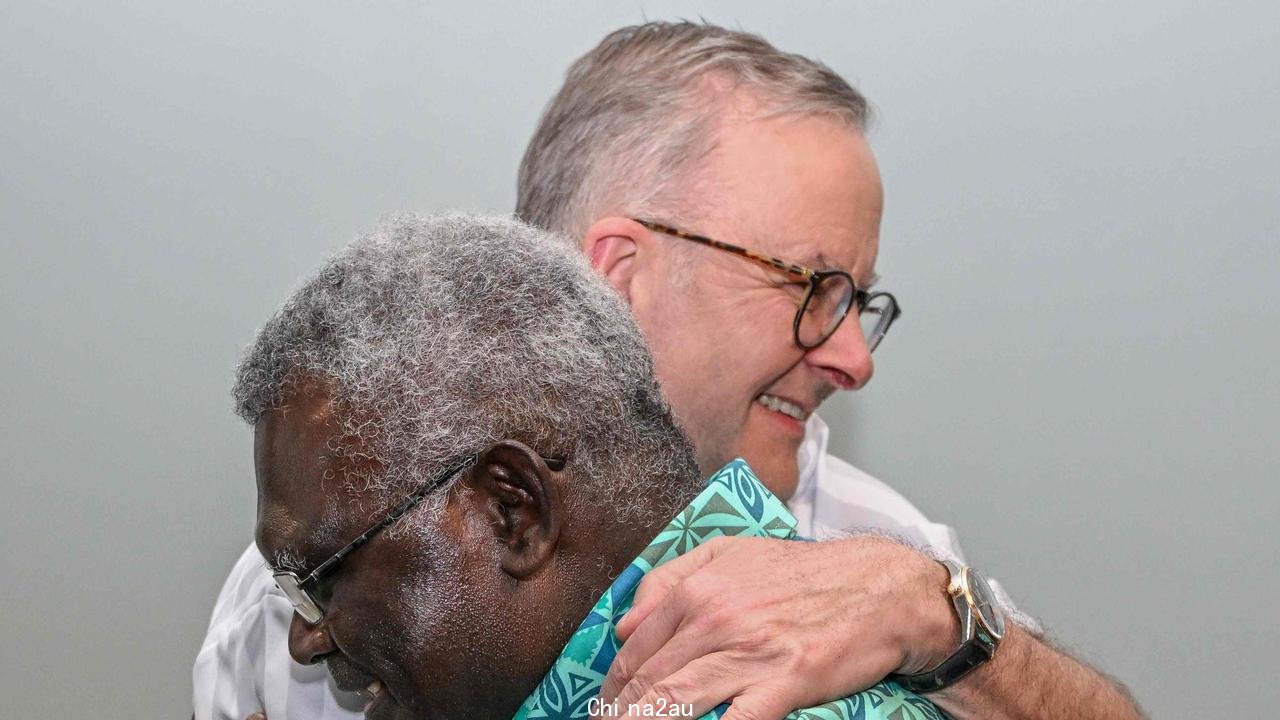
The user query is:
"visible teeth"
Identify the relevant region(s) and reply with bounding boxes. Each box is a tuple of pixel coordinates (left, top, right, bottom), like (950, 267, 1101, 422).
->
(366, 679, 382, 697)
(757, 394, 805, 420)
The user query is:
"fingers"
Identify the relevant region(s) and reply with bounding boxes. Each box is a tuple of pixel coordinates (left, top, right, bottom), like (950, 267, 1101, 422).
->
(615, 537, 728, 640)
(716, 691, 795, 720)
(609, 652, 751, 720)
(599, 588, 692, 704)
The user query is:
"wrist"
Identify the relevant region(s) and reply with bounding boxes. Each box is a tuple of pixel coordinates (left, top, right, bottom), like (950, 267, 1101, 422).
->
(899, 554, 963, 674)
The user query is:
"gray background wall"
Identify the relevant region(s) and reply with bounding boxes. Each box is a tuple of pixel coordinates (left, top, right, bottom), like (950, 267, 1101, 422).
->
(2, 1, 1276, 717)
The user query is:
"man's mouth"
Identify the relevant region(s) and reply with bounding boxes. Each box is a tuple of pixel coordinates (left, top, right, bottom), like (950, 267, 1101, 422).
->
(327, 657, 389, 715)
(360, 679, 385, 712)
(756, 393, 809, 421)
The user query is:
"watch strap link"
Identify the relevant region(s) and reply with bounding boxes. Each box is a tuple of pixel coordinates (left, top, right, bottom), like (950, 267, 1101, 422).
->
(892, 637, 995, 693)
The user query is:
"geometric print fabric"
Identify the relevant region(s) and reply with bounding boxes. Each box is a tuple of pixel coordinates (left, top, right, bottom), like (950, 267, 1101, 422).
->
(513, 460, 946, 720)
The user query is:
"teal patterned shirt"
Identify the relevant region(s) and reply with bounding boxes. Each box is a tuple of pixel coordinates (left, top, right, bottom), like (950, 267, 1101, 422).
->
(513, 459, 946, 720)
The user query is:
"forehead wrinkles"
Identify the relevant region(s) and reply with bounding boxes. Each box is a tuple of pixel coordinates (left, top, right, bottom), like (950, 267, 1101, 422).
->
(697, 111, 881, 278)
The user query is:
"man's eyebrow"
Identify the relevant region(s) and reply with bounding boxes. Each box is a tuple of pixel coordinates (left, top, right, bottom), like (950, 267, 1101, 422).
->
(786, 251, 837, 274)
(265, 546, 306, 574)
(801, 252, 880, 289)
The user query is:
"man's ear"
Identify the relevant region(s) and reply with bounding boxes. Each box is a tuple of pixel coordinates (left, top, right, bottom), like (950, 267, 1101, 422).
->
(465, 440, 565, 580)
(580, 216, 652, 304)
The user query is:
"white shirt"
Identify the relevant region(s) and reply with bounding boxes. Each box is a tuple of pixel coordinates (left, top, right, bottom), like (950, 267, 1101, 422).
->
(192, 414, 1021, 720)
(789, 416, 966, 553)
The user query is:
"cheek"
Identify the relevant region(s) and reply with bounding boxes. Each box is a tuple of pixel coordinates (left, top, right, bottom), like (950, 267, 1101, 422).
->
(393, 574, 470, 662)
(697, 293, 799, 363)
(686, 307, 800, 410)
(391, 542, 541, 715)
(392, 536, 471, 655)
(334, 538, 472, 684)
(733, 318, 804, 387)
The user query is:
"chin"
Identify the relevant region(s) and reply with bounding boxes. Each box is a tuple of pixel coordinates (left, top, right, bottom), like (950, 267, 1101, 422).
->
(762, 463, 800, 500)
(739, 446, 801, 499)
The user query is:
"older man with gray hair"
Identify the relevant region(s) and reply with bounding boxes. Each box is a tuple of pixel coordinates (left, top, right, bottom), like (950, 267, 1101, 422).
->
(516, 23, 1143, 720)
(236, 212, 944, 720)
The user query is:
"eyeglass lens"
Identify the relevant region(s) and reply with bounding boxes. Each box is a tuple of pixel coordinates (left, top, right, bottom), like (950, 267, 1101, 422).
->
(274, 572, 324, 624)
(797, 274, 896, 352)
(860, 292, 896, 352)
(797, 273, 854, 348)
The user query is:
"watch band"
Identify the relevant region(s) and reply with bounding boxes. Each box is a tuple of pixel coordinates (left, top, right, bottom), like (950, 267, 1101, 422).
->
(892, 635, 995, 693)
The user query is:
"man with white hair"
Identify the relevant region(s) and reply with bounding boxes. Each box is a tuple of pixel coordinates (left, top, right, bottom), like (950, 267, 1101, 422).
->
(195, 21, 1142, 720)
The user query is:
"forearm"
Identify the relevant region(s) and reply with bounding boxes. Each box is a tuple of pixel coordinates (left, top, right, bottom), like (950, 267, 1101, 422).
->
(931, 624, 1144, 720)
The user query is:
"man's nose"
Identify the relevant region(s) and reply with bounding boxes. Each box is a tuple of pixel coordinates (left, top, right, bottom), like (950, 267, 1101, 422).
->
(804, 313, 875, 390)
(288, 612, 337, 665)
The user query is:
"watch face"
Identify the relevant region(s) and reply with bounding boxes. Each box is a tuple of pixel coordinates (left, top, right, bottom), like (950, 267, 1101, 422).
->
(967, 568, 1006, 639)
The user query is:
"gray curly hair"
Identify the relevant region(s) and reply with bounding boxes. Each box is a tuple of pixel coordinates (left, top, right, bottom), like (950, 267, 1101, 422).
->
(232, 213, 700, 523)
(517, 20, 871, 240)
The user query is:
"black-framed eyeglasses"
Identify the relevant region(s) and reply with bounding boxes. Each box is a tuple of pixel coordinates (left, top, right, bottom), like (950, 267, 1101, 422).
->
(272, 451, 566, 625)
(632, 219, 901, 351)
